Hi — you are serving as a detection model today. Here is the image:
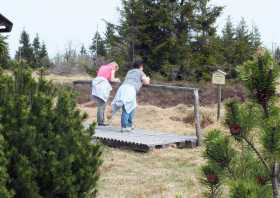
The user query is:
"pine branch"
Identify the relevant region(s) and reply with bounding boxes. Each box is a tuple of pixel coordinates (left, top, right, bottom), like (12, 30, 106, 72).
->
(206, 152, 236, 179)
(243, 136, 270, 173)
(226, 167, 236, 180)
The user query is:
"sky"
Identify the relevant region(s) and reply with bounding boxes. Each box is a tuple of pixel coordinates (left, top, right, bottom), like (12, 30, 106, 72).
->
(212, 0, 279, 50)
(1, 0, 280, 58)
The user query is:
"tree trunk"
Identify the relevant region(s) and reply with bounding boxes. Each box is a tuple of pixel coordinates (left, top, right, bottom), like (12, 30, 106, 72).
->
(272, 162, 280, 198)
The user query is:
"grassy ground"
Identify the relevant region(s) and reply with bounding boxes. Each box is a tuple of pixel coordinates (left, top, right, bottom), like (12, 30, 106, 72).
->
(98, 147, 205, 198)
(79, 104, 225, 198)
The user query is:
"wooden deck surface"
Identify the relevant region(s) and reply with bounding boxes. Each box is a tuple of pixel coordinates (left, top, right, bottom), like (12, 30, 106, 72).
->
(94, 126, 197, 152)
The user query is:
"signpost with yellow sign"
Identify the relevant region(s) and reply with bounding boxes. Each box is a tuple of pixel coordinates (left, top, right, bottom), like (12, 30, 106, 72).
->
(212, 70, 226, 121)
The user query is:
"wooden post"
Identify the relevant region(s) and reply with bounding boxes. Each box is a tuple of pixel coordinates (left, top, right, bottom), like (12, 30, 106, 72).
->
(193, 89, 202, 146)
(217, 85, 222, 121)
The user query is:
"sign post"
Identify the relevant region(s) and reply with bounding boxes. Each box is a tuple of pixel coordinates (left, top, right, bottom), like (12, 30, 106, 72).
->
(212, 70, 226, 121)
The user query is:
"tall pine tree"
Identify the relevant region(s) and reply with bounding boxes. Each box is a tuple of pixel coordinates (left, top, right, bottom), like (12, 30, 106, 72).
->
(108, 0, 262, 81)
(103, 22, 128, 73)
(80, 44, 87, 56)
(15, 30, 34, 65)
(39, 42, 50, 67)
(104, 22, 116, 59)
(222, 16, 236, 78)
(117, 0, 223, 80)
(189, 0, 223, 80)
(234, 18, 252, 65)
(250, 25, 262, 50)
(39, 42, 48, 58)
(89, 31, 107, 58)
(32, 34, 41, 67)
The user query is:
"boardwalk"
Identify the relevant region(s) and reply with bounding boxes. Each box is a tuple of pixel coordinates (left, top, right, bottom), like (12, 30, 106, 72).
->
(94, 126, 197, 152)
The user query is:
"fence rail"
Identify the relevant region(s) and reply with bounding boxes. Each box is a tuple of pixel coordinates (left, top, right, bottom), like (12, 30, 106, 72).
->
(74, 80, 197, 90)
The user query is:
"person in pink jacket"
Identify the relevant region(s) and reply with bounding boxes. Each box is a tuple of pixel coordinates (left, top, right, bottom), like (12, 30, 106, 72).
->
(91, 62, 120, 126)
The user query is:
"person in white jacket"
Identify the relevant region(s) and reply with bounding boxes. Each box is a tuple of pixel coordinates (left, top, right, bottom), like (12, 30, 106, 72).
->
(91, 62, 120, 126)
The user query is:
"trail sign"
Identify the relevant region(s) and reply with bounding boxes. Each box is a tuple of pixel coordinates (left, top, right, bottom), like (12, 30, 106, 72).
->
(212, 70, 226, 85)
(212, 70, 226, 121)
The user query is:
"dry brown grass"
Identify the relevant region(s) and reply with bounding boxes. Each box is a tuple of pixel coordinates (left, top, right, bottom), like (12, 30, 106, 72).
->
(80, 104, 224, 136)
(78, 104, 226, 198)
(98, 147, 205, 198)
(43, 73, 92, 84)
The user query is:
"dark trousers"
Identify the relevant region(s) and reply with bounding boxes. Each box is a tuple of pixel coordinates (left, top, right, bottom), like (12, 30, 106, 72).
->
(92, 96, 106, 125)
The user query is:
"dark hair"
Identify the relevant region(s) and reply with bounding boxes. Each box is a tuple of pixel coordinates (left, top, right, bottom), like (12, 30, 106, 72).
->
(133, 60, 144, 69)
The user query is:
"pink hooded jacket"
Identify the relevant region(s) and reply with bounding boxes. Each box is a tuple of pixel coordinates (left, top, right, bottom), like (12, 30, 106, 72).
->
(97, 63, 117, 81)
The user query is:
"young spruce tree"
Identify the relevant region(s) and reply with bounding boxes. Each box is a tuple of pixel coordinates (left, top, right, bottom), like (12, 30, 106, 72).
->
(0, 64, 102, 197)
(201, 49, 280, 198)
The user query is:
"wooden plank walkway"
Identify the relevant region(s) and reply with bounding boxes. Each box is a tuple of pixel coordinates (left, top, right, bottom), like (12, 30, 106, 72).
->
(94, 126, 197, 152)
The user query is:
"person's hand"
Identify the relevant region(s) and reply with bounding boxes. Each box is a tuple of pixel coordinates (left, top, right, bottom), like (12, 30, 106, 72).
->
(142, 76, 150, 85)
(112, 78, 121, 83)
(146, 76, 151, 84)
